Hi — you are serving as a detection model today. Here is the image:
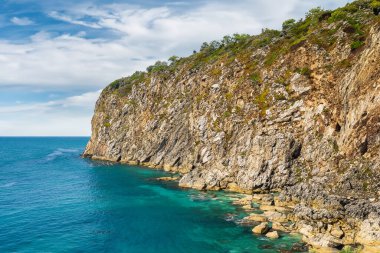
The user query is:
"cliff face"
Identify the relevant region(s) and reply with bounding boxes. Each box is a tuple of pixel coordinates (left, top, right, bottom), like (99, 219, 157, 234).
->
(84, 1, 380, 250)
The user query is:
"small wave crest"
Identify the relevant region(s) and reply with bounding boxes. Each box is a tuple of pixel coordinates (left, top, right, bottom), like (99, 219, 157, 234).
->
(0, 182, 16, 188)
(224, 213, 237, 222)
(46, 148, 80, 161)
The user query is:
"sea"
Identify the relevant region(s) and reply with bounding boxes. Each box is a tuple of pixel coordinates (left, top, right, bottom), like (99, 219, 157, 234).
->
(0, 137, 305, 253)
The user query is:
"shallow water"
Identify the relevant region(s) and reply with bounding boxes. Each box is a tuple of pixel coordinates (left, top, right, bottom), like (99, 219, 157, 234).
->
(0, 137, 304, 253)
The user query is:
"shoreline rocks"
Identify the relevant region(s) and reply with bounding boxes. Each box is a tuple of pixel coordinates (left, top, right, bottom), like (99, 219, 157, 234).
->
(252, 222, 270, 234)
(266, 231, 280, 239)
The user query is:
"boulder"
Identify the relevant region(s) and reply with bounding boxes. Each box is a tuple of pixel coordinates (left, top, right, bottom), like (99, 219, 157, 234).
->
(356, 213, 380, 247)
(264, 211, 289, 223)
(242, 204, 253, 210)
(330, 226, 344, 239)
(232, 195, 252, 206)
(252, 222, 270, 234)
(245, 214, 268, 222)
(266, 231, 280, 239)
(260, 205, 277, 211)
(252, 194, 274, 205)
(272, 222, 291, 232)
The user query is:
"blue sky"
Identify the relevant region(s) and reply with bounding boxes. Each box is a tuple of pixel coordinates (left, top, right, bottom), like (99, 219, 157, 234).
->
(0, 0, 351, 136)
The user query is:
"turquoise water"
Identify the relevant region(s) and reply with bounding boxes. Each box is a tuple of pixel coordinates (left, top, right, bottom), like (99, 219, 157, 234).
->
(0, 137, 304, 253)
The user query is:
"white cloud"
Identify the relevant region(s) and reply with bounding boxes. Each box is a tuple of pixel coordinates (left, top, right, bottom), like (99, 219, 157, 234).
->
(49, 11, 102, 29)
(0, 90, 101, 114)
(0, 0, 351, 136)
(0, 90, 101, 136)
(11, 17, 34, 26)
(1, 0, 351, 90)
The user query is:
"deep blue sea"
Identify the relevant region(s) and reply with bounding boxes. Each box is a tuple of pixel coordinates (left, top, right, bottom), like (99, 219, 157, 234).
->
(0, 137, 304, 253)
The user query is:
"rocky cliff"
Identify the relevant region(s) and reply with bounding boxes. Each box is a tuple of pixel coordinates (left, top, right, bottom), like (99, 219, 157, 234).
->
(84, 0, 380, 251)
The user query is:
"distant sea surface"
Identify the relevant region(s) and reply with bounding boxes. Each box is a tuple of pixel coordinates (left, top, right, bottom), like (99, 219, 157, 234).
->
(0, 137, 303, 253)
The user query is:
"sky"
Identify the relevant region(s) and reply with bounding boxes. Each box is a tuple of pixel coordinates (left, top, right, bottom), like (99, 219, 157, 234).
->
(0, 0, 351, 136)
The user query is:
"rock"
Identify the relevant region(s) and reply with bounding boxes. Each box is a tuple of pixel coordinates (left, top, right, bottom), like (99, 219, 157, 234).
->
(252, 194, 274, 205)
(361, 246, 380, 253)
(258, 244, 274, 250)
(242, 204, 253, 210)
(356, 213, 380, 247)
(274, 196, 296, 208)
(330, 226, 344, 239)
(232, 195, 252, 206)
(272, 222, 291, 232)
(302, 231, 342, 249)
(226, 182, 240, 192)
(156, 177, 178, 181)
(252, 222, 270, 234)
(260, 204, 290, 212)
(211, 83, 220, 90)
(309, 247, 340, 253)
(266, 231, 280, 239)
(291, 242, 308, 252)
(260, 205, 277, 211)
(264, 211, 289, 223)
(244, 214, 268, 222)
(299, 224, 314, 238)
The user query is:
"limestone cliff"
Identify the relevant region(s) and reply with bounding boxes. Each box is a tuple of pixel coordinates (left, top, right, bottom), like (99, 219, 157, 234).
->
(84, 0, 380, 251)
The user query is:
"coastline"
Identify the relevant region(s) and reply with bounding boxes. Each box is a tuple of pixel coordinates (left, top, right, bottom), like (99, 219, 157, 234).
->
(85, 154, 380, 252)
(84, 155, 343, 252)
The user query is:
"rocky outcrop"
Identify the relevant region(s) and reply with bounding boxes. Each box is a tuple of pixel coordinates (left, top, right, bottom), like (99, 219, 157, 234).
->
(266, 231, 280, 239)
(84, 1, 380, 250)
(252, 222, 270, 234)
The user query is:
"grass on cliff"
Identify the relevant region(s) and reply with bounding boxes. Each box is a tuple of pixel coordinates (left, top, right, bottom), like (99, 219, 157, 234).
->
(105, 0, 379, 97)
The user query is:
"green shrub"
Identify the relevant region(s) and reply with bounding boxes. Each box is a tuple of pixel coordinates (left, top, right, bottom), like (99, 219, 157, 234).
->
(329, 9, 348, 22)
(351, 40, 365, 50)
(264, 43, 286, 67)
(282, 19, 296, 31)
(223, 111, 232, 118)
(254, 87, 270, 116)
(371, 0, 380, 9)
(253, 29, 281, 48)
(147, 61, 169, 73)
(296, 67, 312, 77)
(337, 59, 353, 68)
(305, 7, 328, 25)
(274, 93, 287, 101)
(370, 0, 380, 15)
(168, 55, 179, 64)
(108, 79, 121, 89)
(250, 72, 262, 85)
(290, 37, 307, 50)
(225, 93, 233, 100)
(232, 33, 251, 43)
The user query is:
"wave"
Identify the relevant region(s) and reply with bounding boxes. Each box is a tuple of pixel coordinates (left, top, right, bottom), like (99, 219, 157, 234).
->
(0, 182, 16, 188)
(46, 148, 80, 161)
